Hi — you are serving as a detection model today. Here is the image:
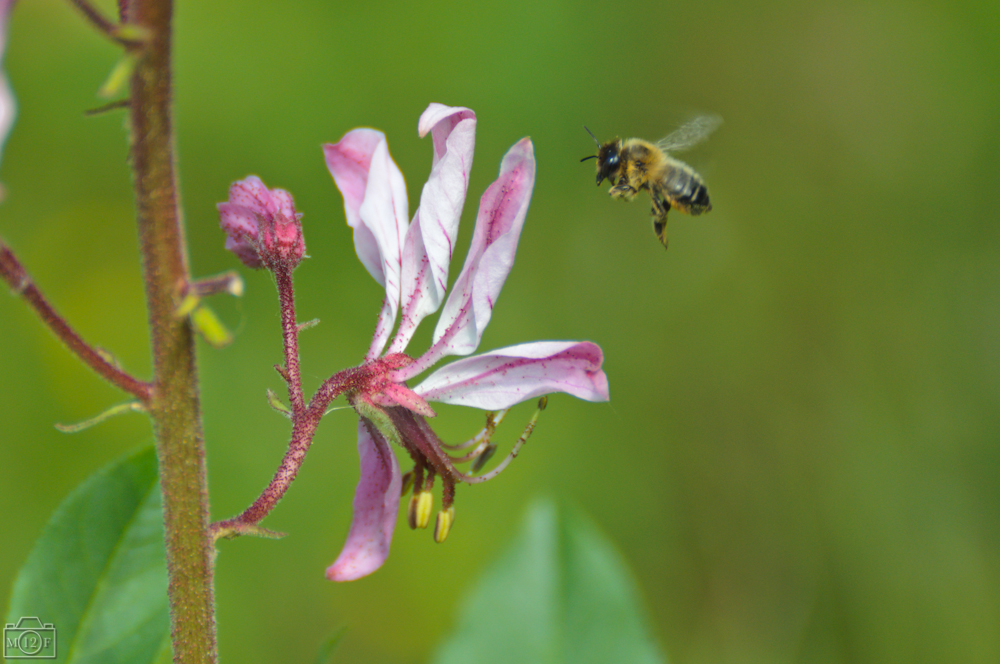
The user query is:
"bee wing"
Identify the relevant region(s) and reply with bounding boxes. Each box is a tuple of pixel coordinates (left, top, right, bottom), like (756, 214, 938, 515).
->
(655, 114, 722, 153)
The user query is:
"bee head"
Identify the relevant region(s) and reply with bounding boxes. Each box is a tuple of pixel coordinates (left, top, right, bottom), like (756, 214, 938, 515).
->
(594, 140, 621, 186)
(581, 127, 621, 185)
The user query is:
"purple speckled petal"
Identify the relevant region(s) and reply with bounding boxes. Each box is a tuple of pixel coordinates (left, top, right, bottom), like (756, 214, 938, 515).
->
(325, 129, 409, 358)
(388, 104, 476, 354)
(430, 137, 534, 358)
(326, 420, 402, 582)
(0, 0, 16, 172)
(411, 340, 609, 410)
(394, 138, 535, 381)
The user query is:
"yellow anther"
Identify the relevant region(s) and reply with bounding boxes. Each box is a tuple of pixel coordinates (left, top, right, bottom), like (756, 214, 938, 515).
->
(408, 491, 433, 529)
(434, 506, 456, 543)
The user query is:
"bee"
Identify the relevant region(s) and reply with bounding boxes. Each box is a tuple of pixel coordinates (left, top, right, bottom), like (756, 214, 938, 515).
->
(582, 115, 721, 249)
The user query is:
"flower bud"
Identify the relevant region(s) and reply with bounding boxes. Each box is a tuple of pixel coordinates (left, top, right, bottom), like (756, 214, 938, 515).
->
(217, 175, 305, 271)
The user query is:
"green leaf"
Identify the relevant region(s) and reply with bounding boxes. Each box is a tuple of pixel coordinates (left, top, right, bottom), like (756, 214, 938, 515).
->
(431, 498, 666, 664)
(97, 53, 139, 99)
(6, 446, 169, 664)
(190, 303, 234, 348)
(313, 625, 348, 664)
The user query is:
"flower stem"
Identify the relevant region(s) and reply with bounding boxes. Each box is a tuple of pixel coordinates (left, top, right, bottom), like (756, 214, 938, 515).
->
(126, 0, 216, 661)
(274, 263, 305, 415)
(0, 241, 154, 402)
(214, 260, 371, 531)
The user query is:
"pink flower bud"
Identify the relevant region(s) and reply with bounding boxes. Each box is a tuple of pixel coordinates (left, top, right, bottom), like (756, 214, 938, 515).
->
(217, 175, 305, 270)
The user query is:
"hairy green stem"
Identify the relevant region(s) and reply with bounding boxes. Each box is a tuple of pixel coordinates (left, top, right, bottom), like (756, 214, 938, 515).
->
(126, 0, 216, 661)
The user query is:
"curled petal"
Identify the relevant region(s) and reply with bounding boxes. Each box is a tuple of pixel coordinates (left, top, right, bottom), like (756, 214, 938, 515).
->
(326, 420, 402, 582)
(432, 138, 534, 356)
(324, 130, 382, 243)
(411, 340, 610, 410)
(389, 105, 476, 354)
(0, 0, 15, 175)
(397, 138, 535, 379)
(325, 130, 409, 357)
(325, 130, 408, 291)
(0, 72, 13, 173)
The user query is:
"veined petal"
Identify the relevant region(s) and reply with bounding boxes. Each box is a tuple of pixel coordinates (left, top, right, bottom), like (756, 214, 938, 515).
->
(326, 420, 402, 582)
(389, 105, 476, 354)
(0, 0, 17, 178)
(325, 130, 381, 232)
(325, 130, 408, 290)
(0, 71, 13, 171)
(399, 138, 534, 377)
(326, 130, 409, 357)
(411, 340, 609, 410)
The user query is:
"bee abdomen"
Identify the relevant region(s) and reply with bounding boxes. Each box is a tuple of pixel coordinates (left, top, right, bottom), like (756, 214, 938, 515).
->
(664, 165, 712, 215)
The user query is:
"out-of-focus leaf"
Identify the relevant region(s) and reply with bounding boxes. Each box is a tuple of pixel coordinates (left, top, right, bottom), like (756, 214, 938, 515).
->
(431, 498, 666, 664)
(6, 446, 168, 663)
(314, 625, 348, 664)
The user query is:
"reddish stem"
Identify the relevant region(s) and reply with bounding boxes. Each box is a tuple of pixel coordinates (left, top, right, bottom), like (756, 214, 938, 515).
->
(0, 241, 154, 402)
(67, 0, 143, 46)
(274, 263, 305, 415)
(67, 0, 118, 36)
(217, 369, 353, 529)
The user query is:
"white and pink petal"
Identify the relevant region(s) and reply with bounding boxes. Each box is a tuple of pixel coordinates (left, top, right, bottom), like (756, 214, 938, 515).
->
(325, 130, 408, 292)
(0, 0, 14, 173)
(325, 420, 402, 582)
(389, 105, 477, 354)
(325, 130, 410, 358)
(398, 138, 535, 378)
(410, 340, 609, 410)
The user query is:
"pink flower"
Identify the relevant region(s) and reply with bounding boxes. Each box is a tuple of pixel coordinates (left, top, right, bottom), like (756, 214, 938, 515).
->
(0, 0, 18, 177)
(217, 175, 305, 270)
(323, 104, 609, 581)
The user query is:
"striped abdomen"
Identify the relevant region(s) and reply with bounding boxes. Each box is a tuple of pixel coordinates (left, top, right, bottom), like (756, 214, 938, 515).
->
(660, 158, 711, 215)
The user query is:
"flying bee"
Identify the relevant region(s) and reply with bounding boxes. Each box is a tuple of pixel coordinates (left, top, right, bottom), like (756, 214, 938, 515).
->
(582, 114, 721, 249)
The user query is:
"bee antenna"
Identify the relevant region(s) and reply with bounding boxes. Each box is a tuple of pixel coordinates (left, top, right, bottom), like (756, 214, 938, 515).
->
(580, 155, 598, 162)
(583, 126, 601, 146)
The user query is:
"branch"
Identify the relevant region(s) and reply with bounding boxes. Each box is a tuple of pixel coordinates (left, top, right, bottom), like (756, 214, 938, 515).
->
(214, 368, 354, 531)
(66, 0, 147, 46)
(0, 240, 154, 402)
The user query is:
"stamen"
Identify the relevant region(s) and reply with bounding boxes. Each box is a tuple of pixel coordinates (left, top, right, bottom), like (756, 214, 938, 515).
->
(434, 507, 456, 543)
(440, 409, 509, 450)
(461, 397, 547, 484)
(448, 439, 493, 464)
(409, 491, 434, 529)
(470, 443, 497, 473)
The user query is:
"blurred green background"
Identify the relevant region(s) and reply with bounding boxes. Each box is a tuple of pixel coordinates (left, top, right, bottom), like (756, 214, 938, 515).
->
(1, 0, 997, 662)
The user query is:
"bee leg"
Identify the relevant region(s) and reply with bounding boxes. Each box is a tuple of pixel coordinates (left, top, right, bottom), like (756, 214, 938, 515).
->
(650, 194, 671, 249)
(609, 183, 636, 201)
